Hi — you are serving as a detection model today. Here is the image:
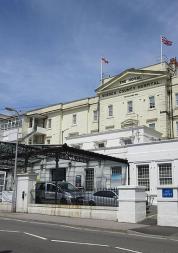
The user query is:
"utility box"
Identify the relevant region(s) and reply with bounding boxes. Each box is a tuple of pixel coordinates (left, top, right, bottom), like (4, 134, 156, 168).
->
(16, 173, 37, 213)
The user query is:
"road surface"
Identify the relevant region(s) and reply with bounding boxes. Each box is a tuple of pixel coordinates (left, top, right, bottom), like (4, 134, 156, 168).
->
(0, 216, 177, 253)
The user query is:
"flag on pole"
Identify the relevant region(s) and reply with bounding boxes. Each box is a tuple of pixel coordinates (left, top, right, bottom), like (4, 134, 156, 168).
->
(101, 57, 109, 64)
(100, 57, 109, 83)
(161, 36, 173, 46)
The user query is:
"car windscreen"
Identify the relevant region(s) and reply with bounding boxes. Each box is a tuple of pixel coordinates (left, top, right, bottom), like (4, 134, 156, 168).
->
(58, 182, 79, 192)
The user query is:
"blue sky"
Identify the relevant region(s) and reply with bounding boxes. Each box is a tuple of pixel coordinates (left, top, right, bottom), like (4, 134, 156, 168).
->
(0, 0, 178, 113)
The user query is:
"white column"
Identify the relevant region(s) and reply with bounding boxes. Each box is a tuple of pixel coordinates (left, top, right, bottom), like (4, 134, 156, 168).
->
(157, 186, 178, 227)
(16, 173, 37, 213)
(117, 185, 146, 223)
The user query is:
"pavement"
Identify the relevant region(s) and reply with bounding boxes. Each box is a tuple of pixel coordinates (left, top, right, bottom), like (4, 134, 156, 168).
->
(1, 207, 178, 240)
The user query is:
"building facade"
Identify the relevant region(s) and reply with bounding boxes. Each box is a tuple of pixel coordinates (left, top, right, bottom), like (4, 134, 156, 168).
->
(1, 60, 178, 197)
(66, 128, 178, 199)
(21, 61, 178, 145)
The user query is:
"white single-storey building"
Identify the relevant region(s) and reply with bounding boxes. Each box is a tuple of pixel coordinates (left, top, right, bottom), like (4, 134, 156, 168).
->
(66, 126, 178, 199)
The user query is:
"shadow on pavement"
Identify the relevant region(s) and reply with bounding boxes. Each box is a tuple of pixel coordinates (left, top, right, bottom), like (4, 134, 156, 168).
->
(0, 251, 13, 253)
(131, 205, 178, 236)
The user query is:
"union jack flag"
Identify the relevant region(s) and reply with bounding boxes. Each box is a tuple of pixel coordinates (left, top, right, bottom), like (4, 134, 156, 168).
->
(101, 57, 109, 64)
(161, 36, 173, 46)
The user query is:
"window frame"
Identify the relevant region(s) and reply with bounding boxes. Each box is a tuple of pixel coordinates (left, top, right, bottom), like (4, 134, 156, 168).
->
(137, 164, 150, 191)
(176, 93, 178, 107)
(93, 110, 98, 122)
(149, 96, 155, 109)
(148, 122, 156, 129)
(48, 119, 52, 129)
(72, 114, 77, 125)
(29, 117, 33, 128)
(108, 105, 113, 117)
(158, 163, 172, 185)
(111, 166, 122, 181)
(127, 101, 133, 113)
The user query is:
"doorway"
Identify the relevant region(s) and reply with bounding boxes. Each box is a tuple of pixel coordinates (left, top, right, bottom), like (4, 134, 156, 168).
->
(52, 168, 66, 182)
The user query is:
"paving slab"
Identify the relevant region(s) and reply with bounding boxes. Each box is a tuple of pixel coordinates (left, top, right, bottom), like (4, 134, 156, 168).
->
(1, 212, 178, 239)
(0, 212, 148, 232)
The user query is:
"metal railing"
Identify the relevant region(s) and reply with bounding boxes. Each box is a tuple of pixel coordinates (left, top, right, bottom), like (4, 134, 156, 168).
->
(35, 182, 119, 207)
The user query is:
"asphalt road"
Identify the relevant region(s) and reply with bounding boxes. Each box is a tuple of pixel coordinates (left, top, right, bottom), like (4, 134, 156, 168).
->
(0, 217, 178, 253)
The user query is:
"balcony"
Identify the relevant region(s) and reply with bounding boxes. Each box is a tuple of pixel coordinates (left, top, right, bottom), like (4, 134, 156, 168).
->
(28, 126, 47, 135)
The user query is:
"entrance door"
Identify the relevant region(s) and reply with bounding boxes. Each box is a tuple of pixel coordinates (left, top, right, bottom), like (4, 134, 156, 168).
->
(52, 168, 66, 182)
(85, 168, 94, 191)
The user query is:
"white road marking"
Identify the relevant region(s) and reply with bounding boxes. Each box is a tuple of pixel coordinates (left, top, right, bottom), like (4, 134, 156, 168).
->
(128, 232, 167, 240)
(59, 224, 82, 230)
(1, 216, 178, 244)
(0, 229, 19, 233)
(24, 232, 47, 240)
(51, 239, 109, 247)
(51, 239, 143, 252)
(170, 238, 178, 242)
(115, 246, 143, 253)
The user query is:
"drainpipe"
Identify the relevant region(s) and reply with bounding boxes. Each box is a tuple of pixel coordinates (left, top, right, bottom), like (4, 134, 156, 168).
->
(127, 163, 130, 185)
(170, 78, 174, 138)
(87, 98, 89, 134)
(97, 96, 100, 132)
(60, 105, 63, 144)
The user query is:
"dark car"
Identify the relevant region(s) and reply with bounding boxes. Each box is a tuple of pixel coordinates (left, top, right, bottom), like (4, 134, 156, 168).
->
(35, 181, 84, 204)
(83, 190, 119, 207)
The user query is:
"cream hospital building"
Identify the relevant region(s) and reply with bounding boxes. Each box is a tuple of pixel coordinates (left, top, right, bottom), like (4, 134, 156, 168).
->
(22, 61, 178, 144)
(1, 60, 178, 196)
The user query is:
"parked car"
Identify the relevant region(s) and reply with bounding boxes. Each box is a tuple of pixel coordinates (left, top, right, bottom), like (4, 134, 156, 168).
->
(83, 190, 119, 207)
(35, 181, 84, 204)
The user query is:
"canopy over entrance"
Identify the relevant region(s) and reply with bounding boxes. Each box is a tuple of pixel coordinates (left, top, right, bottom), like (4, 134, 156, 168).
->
(0, 142, 128, 171)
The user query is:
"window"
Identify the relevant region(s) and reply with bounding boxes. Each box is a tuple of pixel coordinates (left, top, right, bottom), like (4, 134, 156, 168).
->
(85, 168, 94, 191)
(69, 132, 79, 137)
(149, 96, 155, 109)
(47, 183, 56, 192)
(176, 93, 178, 106)
(47, 139, 50, 144)
(159, 163, 172, 185)
(176, 122, 178, 136)
(0, 172, 6, 192)
(93, 191, 105, 197)
(111, 167, 122, 181)
(29, 117, 33, 128)
(127, 101, 133, 113)
(28, 138, 32, 145)
(148, 123, 155, 129)
(98, 142, 105, 148)
(93, 110, 98, 121)
(75, 175, 82, 187)
(108, 105, 113, 117)
(137, 165, 150, 191)
(48, 119, 52, 128)
(121, 138, 132, 145)
(72, 114, 77, 125)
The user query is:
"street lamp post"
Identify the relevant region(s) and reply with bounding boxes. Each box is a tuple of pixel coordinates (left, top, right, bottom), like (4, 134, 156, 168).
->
(5, 107, 20, 212)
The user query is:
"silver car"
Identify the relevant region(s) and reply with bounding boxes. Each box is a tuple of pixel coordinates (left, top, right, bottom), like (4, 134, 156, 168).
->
(35, 182, 83, 204)
(84, 190, 119, 207)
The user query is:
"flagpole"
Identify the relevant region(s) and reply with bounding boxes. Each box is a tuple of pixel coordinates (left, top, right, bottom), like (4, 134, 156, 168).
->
(160, 35, 163, 70)
(100, 58, 103, 85)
